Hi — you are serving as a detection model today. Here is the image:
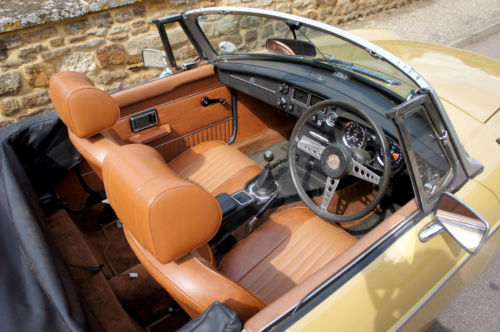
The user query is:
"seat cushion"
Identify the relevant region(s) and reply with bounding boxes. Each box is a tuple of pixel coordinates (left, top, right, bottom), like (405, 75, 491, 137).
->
(220, 206, 357, 304)
(168, 141, 262, 195)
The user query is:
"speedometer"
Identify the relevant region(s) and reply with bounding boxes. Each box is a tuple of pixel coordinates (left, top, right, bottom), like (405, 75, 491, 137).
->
(343, 122, 365, 148)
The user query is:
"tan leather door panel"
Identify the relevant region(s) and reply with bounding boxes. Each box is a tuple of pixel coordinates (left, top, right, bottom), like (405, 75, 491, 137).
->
(110, 65, 234, 161)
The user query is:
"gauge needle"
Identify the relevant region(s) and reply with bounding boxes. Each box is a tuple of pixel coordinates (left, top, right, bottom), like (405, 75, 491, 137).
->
(393, 153, 400, 160)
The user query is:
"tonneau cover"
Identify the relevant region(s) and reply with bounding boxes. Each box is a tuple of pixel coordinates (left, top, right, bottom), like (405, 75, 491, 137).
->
(0, 112, 102, 331)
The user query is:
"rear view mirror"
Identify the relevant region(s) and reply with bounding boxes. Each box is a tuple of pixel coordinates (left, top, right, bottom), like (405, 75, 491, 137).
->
(266, 38, 316, 57)
(434, 192, 489, 254)
(142, 49, 173, 77)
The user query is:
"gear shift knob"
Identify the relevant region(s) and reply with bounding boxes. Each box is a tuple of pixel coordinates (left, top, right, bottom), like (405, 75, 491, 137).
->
(263, 151, 274, 165)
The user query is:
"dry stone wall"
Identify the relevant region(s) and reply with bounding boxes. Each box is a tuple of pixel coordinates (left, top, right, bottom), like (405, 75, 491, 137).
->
(0, 0, 419, 126)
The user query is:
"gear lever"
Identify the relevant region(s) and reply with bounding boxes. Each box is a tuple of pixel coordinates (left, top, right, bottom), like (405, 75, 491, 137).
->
(253, 151, 278, 197)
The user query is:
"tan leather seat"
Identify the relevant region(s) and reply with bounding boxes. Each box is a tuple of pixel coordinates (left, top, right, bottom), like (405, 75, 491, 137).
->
(49, 71, 260, 193)
(103, 144, 357, 322)
(50, 72, 121, 179)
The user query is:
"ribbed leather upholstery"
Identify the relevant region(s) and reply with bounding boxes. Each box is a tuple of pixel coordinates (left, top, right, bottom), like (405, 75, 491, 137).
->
(122, 203, 356, 322)
(220, 206, 357, 304)
(168, 141, 262, 195)
(50, 72, 260, 191)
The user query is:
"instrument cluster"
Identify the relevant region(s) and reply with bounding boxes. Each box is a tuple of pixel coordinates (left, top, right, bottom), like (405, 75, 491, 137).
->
(307, 107, 404, 173)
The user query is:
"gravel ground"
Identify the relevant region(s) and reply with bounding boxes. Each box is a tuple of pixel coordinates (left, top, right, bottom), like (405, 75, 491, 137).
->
(340, 0, 500, 45)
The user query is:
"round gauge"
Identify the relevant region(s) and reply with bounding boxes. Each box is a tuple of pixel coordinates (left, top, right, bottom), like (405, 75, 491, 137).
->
(325, 111, 336, 127)
(343, 122, 365, 148)
(377, 139, 403, 170)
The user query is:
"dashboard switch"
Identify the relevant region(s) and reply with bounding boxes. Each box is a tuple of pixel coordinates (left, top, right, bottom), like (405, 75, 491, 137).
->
(278, 83, 289, 94)
(279, 97, 287, 110)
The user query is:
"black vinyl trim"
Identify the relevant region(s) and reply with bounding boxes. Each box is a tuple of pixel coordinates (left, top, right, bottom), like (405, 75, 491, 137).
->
(227, 89, 238, 144)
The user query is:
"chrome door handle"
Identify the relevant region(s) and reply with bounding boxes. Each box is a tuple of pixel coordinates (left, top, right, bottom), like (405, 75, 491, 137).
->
(419, 221, 444, 242)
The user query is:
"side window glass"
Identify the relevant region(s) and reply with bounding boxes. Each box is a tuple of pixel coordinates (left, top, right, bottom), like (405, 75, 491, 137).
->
(163, 22, 200, 70)
(403, 106, 451, 198)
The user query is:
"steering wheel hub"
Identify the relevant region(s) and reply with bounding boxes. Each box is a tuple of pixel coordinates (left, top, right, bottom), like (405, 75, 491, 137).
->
(320, 144, 352, 179)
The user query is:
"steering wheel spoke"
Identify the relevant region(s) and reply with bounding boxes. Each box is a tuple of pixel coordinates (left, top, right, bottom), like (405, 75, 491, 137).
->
(288, 99, 390, 222)
(320, 177, 339, 211)
(350, 159, 381, 185)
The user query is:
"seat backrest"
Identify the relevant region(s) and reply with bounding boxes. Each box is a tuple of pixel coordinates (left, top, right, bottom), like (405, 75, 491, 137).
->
(103, 143, 222, 263)
(103, 144, 265, 321)
(49, 71, 121, 178)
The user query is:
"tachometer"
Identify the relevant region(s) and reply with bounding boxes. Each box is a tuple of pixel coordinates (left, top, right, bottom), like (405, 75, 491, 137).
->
(343, 122, 365, 148)
(377, 139, 403, 170)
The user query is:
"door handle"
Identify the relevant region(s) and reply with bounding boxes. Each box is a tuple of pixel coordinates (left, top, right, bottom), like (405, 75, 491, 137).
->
(419, 221, 444, 242)
(201, 97, 226, 107)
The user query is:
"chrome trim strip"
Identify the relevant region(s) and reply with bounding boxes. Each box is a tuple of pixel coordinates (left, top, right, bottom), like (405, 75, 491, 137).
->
(394, 223, 499, 331)
(309, 131, 330, 144)
(229, 74, 276, 93)
(259, 208, 420, 331)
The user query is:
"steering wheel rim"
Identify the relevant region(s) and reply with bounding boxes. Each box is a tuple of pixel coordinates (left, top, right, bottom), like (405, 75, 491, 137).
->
(288, 99, 391, 222)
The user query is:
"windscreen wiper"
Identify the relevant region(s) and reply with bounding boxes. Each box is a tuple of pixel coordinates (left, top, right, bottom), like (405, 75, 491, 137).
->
(314, 57, 401, 85)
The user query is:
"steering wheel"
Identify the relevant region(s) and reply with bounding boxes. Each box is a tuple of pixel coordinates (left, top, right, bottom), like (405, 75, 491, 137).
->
(288, 99, 391, 222)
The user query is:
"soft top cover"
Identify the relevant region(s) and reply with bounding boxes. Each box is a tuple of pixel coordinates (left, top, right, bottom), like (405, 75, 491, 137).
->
(0, 112, 102, 331)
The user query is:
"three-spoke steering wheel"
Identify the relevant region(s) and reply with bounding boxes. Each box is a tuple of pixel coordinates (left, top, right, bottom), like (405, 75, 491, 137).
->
(288, 99, 391, 222)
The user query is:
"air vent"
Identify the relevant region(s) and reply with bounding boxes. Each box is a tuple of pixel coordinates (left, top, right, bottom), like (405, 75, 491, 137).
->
(310, 94, 324, 106)
(293, 88, 309, 105)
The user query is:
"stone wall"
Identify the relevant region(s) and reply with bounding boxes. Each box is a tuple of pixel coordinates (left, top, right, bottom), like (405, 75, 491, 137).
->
(0, 0, 419, 126)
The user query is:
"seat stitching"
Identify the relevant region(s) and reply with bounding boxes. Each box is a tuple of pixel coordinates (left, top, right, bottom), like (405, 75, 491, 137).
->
(242, 220, 314, 294)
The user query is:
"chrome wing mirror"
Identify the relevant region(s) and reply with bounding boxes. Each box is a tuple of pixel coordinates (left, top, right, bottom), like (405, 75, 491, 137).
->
(419, 192, 489, 254)
(142, 49, 173, 77)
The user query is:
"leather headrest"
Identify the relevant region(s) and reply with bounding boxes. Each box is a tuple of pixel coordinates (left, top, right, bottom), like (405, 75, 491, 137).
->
(103, 144, 222, 263)
(49, 71, 120, 138)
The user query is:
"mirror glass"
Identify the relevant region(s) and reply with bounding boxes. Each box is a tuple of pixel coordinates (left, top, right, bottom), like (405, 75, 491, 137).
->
(435, 192, 489, 254)
(142, 49, 168, 68)
(266, 38, 316, 57)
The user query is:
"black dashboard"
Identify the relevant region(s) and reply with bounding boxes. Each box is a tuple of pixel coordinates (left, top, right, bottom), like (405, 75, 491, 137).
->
(215, 59, 406, 175)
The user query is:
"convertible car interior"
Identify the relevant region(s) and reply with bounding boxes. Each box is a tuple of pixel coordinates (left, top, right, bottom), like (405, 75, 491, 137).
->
(11, 8, 458, 331)
(42, 57, 417, 330)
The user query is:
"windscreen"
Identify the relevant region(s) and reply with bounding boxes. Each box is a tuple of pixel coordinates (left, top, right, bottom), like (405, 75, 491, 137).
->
(197, 13, 418, 99)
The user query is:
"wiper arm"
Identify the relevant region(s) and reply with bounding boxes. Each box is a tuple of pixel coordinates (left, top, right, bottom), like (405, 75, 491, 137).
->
(314, 57, 401, 85)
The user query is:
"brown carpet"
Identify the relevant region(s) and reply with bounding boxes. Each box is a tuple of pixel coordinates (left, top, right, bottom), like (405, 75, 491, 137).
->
(47, 210, 139, 332)
(109, 264, 176, 326)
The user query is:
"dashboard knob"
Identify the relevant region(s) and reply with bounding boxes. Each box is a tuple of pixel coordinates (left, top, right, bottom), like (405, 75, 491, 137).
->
(279, 97, 287, 110)
(307, 160, 315, 169)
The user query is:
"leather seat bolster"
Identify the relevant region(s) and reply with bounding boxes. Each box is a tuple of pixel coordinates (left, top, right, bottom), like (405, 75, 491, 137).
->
(103, 144, 222, 263)
(50, 71, 120, 138)
(168, 141, 262, 195)
(125, 229, 265, 321)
